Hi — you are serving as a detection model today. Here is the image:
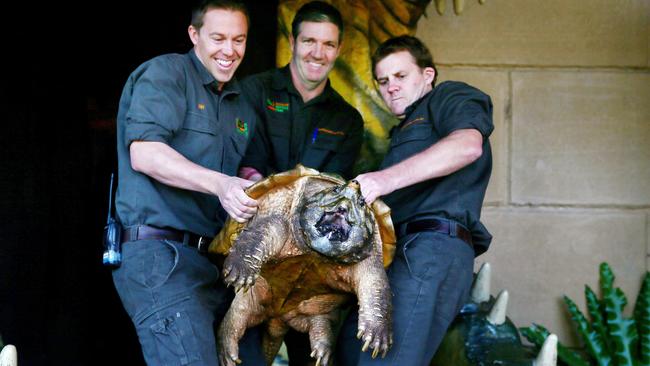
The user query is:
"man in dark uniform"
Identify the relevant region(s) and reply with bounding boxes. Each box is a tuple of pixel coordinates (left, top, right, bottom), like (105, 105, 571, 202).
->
(236, 2, 364, 365)
(338, 35, 493, 365)
(112, 1, 263, 365)
(238, 1, 363, 183)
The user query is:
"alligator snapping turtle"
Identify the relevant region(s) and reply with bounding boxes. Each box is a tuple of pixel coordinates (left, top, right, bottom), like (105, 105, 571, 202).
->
(208, 165, 396, 366)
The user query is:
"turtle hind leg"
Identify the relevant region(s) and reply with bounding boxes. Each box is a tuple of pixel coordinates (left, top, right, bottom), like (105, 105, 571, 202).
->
(263, 318, 289, 365)
(218, 279, 270, 366)
(285, 312, 337, 366)
(307, 314, 337, 366)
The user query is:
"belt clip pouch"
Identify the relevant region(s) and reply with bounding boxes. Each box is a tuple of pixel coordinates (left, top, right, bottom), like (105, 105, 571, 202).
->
(102, 172, 122, 268)
(102, 218, 123, 268)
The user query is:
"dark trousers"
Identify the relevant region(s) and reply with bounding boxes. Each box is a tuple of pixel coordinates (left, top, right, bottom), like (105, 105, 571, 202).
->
(337, 230, 474, 366)
(112, 238, 264, 366)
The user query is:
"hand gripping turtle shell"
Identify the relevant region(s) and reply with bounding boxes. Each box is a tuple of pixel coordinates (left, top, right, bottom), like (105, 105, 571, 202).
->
(208, 165, 396, 366)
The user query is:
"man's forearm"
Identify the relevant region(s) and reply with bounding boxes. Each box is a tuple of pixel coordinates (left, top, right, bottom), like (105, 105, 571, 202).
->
(130, 141, 226, 196)
(383, 128, 483, 192)
(355, 129, 484, 203)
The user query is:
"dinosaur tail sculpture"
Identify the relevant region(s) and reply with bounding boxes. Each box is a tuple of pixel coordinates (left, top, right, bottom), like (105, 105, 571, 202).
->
(432, 262, 558, 366)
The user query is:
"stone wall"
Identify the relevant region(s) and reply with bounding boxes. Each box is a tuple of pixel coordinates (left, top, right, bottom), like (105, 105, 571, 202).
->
(416, 0, 650, 344)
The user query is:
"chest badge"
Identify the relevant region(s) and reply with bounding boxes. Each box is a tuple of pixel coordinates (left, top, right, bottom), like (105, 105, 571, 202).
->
(197, 103, 206, 110)
(266, 99, 289, 113)
(235, 118, 248, 137)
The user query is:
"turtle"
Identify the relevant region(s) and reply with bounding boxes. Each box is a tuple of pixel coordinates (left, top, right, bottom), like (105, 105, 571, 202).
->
(208, 164, 396, 366)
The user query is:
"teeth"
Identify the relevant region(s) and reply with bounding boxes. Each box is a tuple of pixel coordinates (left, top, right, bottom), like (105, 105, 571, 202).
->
(217, 59, 233, 67)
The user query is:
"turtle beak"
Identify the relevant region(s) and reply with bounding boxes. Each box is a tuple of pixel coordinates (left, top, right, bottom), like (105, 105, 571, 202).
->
(348, 180, 361, 191)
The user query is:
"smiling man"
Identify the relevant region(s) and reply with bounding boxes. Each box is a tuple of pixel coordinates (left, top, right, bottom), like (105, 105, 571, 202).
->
(238, 1, 363, 184)
(112, 1, 260, 365)
(235, 2, 363, 365)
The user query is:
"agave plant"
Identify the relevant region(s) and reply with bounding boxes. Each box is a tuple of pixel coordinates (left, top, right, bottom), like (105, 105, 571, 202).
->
(521, 263, 650, 366)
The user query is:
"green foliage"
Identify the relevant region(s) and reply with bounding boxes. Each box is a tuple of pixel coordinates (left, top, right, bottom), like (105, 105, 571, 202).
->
(563, 295, 612, 365)
(599, 263, 637, 366)
(520, 323, 590, 366)
(520, 263, 650, 366)
(586, 285, 612, 356)
(633, 272, 650, 365)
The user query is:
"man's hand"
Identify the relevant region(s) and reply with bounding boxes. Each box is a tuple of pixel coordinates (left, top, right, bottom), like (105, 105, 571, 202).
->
(238, 166, 264, 182)
(354, 171, 394, 205)
(214, 176, 258, 223)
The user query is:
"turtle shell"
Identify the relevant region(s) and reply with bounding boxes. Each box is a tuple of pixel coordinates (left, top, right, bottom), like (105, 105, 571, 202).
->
(208, 165, 396, 267)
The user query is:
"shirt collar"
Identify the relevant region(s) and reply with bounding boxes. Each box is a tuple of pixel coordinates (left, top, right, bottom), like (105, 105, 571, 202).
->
(189, 49, 241, 96)
(271, 64, 333, 103)
(401, 88, 434, 122)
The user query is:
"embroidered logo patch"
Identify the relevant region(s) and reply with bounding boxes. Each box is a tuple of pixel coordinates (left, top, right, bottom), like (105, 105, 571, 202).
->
(197, 103, 206, 110)
(266, 99, 289, 112)
(235, 118, 248, 137)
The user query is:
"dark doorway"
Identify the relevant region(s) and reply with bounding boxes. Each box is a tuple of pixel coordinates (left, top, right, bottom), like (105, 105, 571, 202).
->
(0, 2, 277, 365)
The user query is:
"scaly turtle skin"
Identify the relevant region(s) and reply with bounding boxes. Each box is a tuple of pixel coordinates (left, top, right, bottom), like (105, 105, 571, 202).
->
(208, 165, 396, 366)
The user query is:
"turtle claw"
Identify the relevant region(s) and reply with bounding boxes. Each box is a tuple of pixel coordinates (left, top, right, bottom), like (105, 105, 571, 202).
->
(310, 342, 332, 366)
(357, 320, 391, 358)
(362, 338, 371, 352)
(223, 254, 260, 290)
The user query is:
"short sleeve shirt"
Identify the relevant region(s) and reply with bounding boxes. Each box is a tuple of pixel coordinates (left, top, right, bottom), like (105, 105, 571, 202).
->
(239, 65, 364, 179)
(380, 81, 494, 254)
(115, 51, 256, 237)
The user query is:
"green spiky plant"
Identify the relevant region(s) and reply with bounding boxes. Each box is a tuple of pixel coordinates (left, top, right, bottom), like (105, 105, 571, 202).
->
(520, 263, 650, 366)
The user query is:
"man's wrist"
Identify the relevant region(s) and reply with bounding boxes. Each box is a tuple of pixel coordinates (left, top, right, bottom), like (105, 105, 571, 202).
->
(239, 167, 262, 181)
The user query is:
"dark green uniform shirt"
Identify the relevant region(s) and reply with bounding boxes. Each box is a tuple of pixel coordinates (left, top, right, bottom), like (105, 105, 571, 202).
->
(239, 65, 363, 179)
(380, 81, 494, 254)
(115, 50, 256, 237)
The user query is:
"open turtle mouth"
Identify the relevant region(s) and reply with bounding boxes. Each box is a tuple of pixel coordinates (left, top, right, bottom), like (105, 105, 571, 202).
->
(315, 207, 351, 243)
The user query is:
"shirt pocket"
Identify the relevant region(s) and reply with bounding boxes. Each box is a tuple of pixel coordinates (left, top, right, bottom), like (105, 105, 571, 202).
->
(301, 133, 345, 172)
(221, 132, 249, 176)
(383, 123, 434, 168)
(172, 112, 223, 171)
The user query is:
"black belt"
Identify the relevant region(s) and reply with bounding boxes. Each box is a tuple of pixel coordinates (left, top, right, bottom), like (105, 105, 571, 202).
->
(121, 225, 210, 253)
(404, 218, 473, 249)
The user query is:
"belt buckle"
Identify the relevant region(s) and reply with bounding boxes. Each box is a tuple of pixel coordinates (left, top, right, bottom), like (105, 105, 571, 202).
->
(449, 220, 457, 238)
(197, 236, 208, 253)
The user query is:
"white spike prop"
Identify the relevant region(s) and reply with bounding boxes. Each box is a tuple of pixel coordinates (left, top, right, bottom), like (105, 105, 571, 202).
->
(470, 262, 491, 303)
(534, 334, 558, 366)
(0, 345, 17, 366)
(486, 290, 508, 325)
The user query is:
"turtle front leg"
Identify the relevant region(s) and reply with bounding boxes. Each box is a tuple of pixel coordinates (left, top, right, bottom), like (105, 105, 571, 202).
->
(351, 254, 393, 359)
(223, 214, 289, 292)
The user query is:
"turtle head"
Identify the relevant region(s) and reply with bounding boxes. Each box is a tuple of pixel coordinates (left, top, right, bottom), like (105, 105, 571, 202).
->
(299, 180, 375, 263)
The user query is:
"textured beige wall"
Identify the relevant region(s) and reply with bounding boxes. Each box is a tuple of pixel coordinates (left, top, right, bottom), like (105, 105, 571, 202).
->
(417, 0, 650, 346)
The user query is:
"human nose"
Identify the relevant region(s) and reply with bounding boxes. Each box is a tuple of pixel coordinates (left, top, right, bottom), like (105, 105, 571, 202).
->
(222, 40, 234, 56)
(387, 80, 400, 93)
(312, 43, 323, 59)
